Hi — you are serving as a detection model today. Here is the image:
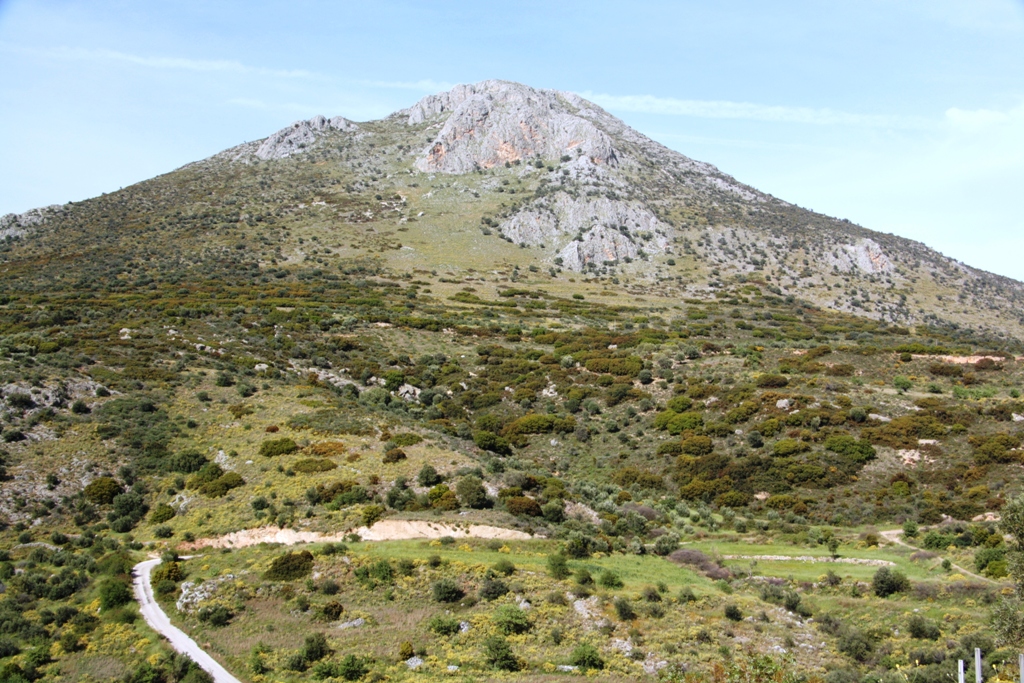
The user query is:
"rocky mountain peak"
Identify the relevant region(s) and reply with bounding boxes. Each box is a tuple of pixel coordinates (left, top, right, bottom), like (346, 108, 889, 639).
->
(404, 80, 619, 173)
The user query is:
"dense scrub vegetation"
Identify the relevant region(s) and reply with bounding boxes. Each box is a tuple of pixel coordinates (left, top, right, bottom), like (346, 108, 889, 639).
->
(1, 112, 1024, 681)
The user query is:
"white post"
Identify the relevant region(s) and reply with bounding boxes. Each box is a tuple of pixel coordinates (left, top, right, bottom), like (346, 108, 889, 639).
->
(976, 648, 982, 683)
(959, 659, 965, 683)
(1019, 653, 1023, 683)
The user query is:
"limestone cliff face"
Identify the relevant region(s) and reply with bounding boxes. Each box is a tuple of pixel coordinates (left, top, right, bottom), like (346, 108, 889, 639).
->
(407, 81, 618, 173)
(498, 192, 669, 270)
(254, 115, 359, 160)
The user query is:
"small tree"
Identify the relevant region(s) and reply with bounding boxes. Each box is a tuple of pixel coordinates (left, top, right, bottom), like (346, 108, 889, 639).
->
(569, 643, 604, 671)
(337, 654, 368, 681)
(492, 605, 531, 634)
(894, 375, 913, 393)
(455, 476, 491, 509)
(99, 579, 132, 609)
(417, 464, 442, 487)
(872, 567, 910, 598)
(431, 578, 464, 603)
(547, 553, 570, 580)
(483, 635, 520, 671)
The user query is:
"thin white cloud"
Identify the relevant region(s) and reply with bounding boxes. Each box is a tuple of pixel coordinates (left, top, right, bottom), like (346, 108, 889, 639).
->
(945, 103, 1023, 129)
(581, 91, 932, 129)
(0, 42, 320, 80)
(357, 78, 456, 92)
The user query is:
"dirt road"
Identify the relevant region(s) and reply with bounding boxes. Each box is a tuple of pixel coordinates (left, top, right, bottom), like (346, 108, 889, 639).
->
(879, 529, 996, 584)
(133, 558, 242, 683)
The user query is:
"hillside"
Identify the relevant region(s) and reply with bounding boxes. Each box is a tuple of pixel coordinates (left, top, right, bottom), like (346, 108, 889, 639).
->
(0, 80, 1023, 683)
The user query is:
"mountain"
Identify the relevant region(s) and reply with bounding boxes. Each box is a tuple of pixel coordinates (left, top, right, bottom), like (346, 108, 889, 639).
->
(5, 79, 1024, 340)
(0, 80, 1023, 683)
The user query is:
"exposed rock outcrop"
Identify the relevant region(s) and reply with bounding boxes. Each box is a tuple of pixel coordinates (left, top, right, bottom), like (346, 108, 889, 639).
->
(828, 239, 894, 274)
(0, 205, 62, 239)
(557, 226, 648, 271)
(497, 191, 668, 271)
(254, 115, 359, 160)
(407, 80, 618, 173)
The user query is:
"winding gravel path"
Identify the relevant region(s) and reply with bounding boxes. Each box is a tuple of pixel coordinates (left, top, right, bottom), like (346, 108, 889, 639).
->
(133, 558, 242, 683)
(879, 529, 996, 584)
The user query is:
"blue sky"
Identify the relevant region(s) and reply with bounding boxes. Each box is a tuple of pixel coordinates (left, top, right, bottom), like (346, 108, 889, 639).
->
(1, 1, 1022, 279)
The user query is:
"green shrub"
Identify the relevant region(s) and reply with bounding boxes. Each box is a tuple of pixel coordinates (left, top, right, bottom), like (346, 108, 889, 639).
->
(361, 504, 385, 527)
(824, 434, 876, 463)
(382, 447, 406, 464)
(197, 605, 232, 627)
(772, 438, 810, 457)
(99, 579, 132, 609)
(456, 476, 491, 509)
(264, 551, 314, 581)
(680, 435, 714, 456)
(569, 643, 604, 670)
(506, 496, 542, 516)
(872, 567, 910, 597)
(259, 438, 298, 457)
(84, 477, 122, 505)
(293, 458, 337, 473)
(391, 433, 424, 447)
(492, 604, 531, 634)
(756, 374, 789, 388)
(908, 615, 941, 640)
(301, 632, 331, 663)
(432, 578, 464, 603)
(199, 472, 244, 498)
(169, 449, 208, 473)
(974, 547, 1006, 573)
(599, 570, 624, 589)
(417, 464, 442, 486)
(354, 559, 393, 586)
(483, 635, 520, 671)
(542, 500, 565, 523)
(473, 430, 512, 455)
(150, 503, 176, 524)
(547, 553, 570, 580)
(428, 614, 461, 636)
(492, 559, 516, 576)
(614, 598, 636, 620)
(335, 655, 368, 681)
(724, 604, 743, 621)
(838, 629, 874, 662)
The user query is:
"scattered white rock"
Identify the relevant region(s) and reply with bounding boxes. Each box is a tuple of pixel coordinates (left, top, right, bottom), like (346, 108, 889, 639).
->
(643, 655, 669, 674)
(868, 414, 891, 422)
(776, 399, 791, 410)
(405, 657, 424, 669)
(338, 617, 366, 630)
